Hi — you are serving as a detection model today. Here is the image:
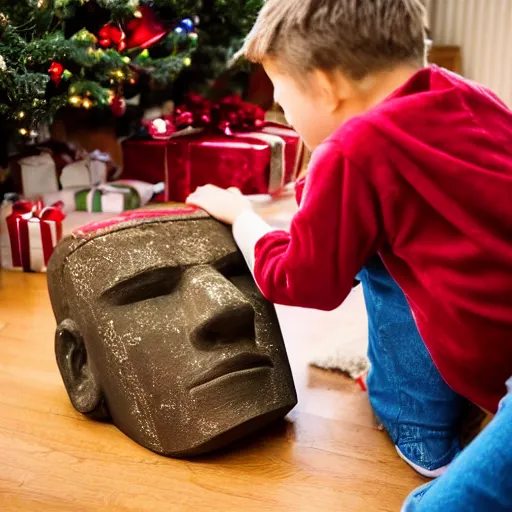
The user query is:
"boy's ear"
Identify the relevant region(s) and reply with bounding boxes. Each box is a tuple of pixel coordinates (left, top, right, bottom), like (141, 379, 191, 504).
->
(313, 69, 351, 112)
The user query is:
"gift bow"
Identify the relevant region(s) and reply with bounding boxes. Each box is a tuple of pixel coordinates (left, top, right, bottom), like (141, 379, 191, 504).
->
(173, 94, 266, 135)
(7, 200, 65, 272)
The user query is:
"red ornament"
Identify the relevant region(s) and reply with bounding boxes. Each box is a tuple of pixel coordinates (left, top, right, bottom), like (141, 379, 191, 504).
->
(124, 5, 168, 50)
(48, 61, 64, 85)
(98, 23, 126, 51)
(110, 96, 127, 117)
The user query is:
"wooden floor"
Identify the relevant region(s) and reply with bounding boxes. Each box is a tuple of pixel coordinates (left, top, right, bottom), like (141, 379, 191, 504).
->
(0, 270, 425, 512)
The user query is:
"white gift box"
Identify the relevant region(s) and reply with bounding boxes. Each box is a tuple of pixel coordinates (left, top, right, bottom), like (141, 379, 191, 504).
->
(1, 206, 114, 272)
(42, 181, 164, 214)
(60, 159, 107, 189)
(0, 210, 61, 272)
(0, 201, 13, 270)
(19, 153, 59, 199)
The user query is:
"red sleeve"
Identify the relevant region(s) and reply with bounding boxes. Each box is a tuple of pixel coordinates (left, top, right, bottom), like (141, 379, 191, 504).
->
(254, 141, 382, 310)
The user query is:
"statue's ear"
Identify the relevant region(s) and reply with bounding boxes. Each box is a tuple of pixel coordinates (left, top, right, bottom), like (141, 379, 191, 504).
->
(55, 319, 110, 421)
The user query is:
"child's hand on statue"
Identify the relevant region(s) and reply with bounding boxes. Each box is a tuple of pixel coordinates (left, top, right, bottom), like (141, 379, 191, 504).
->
(186, 185, 253, 225)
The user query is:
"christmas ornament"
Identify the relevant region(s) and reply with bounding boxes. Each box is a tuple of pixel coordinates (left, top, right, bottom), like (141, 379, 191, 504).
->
(174, 18, 194, 35)
(0, 55, 6, 72)
(124, 5, 167, 50)
(72, 29, 97, 43)
(48, 62, 64, 85)
(110, 96, 126, 117)
(98, 23, 126, 52)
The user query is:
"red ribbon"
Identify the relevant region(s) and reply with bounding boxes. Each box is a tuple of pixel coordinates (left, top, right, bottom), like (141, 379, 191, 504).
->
(173, 94, 266, 136)
(6, 200, 65, 272)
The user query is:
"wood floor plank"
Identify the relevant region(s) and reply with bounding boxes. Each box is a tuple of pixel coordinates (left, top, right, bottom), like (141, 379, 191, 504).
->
(0, 270, 424, 511)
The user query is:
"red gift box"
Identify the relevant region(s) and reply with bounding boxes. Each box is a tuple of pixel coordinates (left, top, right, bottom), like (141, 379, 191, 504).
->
(1, 200, 65, 272)
(122, 96, 304, 202)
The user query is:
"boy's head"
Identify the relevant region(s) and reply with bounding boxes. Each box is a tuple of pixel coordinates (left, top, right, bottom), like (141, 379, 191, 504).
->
(240, 0, 429, 149)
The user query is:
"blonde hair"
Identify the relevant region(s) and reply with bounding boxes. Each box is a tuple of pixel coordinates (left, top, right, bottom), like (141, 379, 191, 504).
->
(237, 0, 429, 80)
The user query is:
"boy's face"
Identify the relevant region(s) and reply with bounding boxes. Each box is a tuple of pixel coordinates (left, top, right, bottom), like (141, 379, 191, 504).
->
(263, 59, 346, 150)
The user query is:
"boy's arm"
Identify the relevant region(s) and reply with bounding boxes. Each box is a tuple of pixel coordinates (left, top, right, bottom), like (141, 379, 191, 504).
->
(233, 209, 275, 272)
(246, 141, 382, 311)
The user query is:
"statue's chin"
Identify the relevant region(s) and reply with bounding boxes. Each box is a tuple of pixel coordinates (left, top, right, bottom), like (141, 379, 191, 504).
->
(151, 403, 297, 458)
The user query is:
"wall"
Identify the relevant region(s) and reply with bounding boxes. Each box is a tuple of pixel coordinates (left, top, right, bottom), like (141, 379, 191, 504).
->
(428, 0, 512, 107)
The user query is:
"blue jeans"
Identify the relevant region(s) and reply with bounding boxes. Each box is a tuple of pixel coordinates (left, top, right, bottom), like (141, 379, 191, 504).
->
(402, 377, 512, 511)
(358, 256, 464, 471)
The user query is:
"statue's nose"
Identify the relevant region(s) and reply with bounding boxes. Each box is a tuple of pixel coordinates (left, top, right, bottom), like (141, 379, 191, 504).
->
(182, 266, 256, 350)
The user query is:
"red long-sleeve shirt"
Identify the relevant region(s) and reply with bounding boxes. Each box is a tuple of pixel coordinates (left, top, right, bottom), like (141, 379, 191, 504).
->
(254, 66, 512, 413)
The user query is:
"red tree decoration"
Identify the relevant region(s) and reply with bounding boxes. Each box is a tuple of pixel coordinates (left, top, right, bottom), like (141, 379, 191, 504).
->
(98, 23, 127, 52)
(48, 62, 64, 85)
(110, 95, 127, 117)
(124, 5, 168, 50)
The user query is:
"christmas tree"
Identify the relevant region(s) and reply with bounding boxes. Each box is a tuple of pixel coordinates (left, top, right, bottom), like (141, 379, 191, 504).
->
(0, 0, 262, 141)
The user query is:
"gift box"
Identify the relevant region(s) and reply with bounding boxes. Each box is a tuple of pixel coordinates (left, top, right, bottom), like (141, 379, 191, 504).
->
(60, 158, 107, 189)
(18, 153, 59, 199)
(0, 200, 65, 272)
(121, 95, 304, 202)
(42, 180, 164, 214)
(8, 144, 120, 199)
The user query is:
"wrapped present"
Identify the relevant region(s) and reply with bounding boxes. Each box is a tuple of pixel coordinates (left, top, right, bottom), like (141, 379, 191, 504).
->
(18, 153, 59, 199)
(43, 180, 164, 214)
(1, 200, 65, 272)
(60, 157, 108, 189)
(122, 95, 304, 202)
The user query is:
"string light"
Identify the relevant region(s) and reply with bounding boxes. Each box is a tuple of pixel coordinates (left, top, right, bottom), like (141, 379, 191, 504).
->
(183, 57, 192, 67)
(122, 56, 131, 64)
(69, 95, 81, 106)
(17, 111, 25, 119)
(133, 9, 142, 18)
(113, 69, 125, 79)
(37, 0, 45, 8)
(19, 128, 28, 136)
(128, 77, 136, 85)
(82, 98, 93, 109)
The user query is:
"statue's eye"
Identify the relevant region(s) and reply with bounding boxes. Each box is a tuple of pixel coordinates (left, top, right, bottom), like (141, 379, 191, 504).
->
(101, 267, 181, 306)
(216, 255, 249, 283)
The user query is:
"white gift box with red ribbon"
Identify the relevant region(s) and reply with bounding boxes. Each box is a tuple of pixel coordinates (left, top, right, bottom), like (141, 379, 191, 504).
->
(0, 200, 65, 272)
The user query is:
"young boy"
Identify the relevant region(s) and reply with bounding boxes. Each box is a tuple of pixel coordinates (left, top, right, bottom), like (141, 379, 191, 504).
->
(187, 0, 512, 508)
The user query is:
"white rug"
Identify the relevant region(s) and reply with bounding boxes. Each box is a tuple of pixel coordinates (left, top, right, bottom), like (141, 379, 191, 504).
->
(251, 192, 369, 379)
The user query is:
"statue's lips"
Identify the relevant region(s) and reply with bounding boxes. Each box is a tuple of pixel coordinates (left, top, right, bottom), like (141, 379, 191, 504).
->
(189, 353, 273, 392)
